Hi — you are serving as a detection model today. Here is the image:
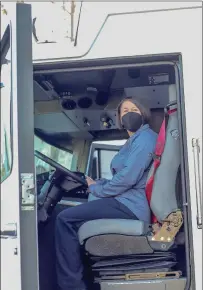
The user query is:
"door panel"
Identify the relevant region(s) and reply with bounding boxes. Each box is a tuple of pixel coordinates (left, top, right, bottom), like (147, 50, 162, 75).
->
(179, 32, 202, 289)
(1, 3, 39, 290)
(1, 21, 22, 290)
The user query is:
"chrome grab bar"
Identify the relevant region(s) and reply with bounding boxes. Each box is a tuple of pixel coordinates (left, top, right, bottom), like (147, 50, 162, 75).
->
(192, 138, 202, 229)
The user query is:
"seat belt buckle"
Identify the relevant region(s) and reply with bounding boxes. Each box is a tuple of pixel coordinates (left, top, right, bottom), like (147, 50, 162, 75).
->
(152, 153, 161, 161)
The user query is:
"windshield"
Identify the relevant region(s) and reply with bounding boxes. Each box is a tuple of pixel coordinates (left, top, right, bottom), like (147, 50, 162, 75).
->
(34, 136, 73, 174)
(0, 40, 12, 183)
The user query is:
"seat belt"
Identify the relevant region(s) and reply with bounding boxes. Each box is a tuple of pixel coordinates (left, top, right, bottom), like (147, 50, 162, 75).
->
(146, 108, 177, 224)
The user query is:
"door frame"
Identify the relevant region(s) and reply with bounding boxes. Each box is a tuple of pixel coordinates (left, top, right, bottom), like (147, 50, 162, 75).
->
(176, 56, 202, 290)
(10, 3, 39, 290)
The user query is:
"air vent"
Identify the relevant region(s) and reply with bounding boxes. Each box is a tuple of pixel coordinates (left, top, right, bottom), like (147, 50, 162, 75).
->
(61, 99, 77, 110)
(128, 68, 140, 79)
(78, 97, 93, 109)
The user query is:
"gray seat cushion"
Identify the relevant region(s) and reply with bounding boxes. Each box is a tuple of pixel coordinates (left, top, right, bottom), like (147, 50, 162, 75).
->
(85, 235, 154, 256)
(78, 219, 151, 245)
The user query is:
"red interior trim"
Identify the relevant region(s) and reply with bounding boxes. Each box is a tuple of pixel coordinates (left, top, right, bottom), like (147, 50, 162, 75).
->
(168, 108, 177, 115)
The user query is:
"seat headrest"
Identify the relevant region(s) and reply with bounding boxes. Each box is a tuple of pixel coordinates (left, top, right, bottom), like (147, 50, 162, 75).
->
(149, 109, 164, 133)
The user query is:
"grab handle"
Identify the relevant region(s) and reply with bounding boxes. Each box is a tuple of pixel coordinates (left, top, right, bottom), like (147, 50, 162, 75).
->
(192, 138, 202, 229)
(0, 223, 17, 239)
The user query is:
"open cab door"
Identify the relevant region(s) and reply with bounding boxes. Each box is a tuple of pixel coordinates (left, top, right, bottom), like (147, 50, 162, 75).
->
(1, 3, 39, 290)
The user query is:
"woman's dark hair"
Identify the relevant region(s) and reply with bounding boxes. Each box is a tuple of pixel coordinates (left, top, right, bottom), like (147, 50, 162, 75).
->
(117, 96, 151, 129)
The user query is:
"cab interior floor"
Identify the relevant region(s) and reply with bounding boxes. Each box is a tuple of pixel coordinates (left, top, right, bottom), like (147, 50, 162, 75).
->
(38, 205, 187, 290)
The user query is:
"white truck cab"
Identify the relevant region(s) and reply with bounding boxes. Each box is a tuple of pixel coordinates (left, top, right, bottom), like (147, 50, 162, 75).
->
(1, 3, 202, 290)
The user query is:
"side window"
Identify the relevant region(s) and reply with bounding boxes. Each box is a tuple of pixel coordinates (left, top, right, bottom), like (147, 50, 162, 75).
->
(89, 140, 126, 179)
(0, 35, 12, 183)
(89, 140, 127, 180)
(91, 149, 119, 180)
(99, 150, 118, 179)
(34, 136, 73, 174)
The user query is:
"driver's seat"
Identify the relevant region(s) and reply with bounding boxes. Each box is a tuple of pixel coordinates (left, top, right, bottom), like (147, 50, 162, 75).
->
(78, 101, 183, 280)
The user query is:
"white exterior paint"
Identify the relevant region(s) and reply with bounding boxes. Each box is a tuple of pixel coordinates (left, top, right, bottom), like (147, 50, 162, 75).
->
(1, 3, 202, 290)
(81, 8, 202, 289)
(32, 2, 202, 61)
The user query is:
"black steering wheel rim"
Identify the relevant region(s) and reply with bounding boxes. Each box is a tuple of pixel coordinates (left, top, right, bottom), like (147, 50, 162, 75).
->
(34, 150, 87, 186)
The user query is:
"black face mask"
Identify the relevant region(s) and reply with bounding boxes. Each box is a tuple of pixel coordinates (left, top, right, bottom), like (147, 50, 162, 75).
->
(121, 112, 143, 132)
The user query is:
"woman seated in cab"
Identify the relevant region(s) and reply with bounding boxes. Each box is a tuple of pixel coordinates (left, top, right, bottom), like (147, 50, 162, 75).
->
(55, 97, 158, 290)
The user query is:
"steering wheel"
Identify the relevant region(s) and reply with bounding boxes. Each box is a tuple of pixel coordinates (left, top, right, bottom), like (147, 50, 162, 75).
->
(34, 150, 87, 186)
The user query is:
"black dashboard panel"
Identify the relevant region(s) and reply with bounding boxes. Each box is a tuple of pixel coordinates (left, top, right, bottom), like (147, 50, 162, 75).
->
(64, 109, 118, 132)
(34, 64, 175, 96)
(36, 170, 87, 199)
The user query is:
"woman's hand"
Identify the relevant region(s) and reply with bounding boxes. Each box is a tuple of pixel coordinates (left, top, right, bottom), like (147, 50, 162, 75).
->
(86, 176, 96, 187)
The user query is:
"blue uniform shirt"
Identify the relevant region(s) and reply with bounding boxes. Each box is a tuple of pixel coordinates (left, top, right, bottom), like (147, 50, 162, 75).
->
(89, 124, 158, 223)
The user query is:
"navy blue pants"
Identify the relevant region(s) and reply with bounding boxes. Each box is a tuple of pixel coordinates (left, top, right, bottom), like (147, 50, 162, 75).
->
(55, 198, 137, 290)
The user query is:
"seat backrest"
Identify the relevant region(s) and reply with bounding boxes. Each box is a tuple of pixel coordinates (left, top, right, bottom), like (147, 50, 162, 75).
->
(146, 104, 181, 223)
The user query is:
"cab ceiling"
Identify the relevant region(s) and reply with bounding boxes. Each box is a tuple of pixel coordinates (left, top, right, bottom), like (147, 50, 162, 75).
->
(34, 64, 175, 141)
(34, 65, 175, 100)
